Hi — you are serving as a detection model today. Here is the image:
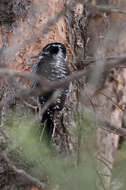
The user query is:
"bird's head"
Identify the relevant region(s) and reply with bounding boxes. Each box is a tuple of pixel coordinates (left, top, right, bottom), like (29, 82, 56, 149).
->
(43, 42, 66, 58)
(32, 42, 67, 60)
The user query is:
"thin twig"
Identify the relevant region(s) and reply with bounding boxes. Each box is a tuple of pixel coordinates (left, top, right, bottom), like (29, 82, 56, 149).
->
(0, 68, 88, 98)
(0, 54, 126, 101)
(87, 4, 126, 15)
(1, 150, 46, 189)
(84, 55, 126, 66)
(100, 120, 126, 136)
(99, 91, 123, 111)
(96, 157, 112, 172)
(0, 53, 126, 99)
(40, 91, 59, 118)
(23, 100, 38, 110)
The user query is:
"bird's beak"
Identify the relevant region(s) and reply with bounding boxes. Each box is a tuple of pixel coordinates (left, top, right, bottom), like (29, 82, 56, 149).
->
(31, 54, 43, 59)
(31, 55, 39, 59)
(31, 51, 49, 59)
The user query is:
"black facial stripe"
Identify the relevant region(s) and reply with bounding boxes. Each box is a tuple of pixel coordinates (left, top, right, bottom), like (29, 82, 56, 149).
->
(43, 42, 66, 56)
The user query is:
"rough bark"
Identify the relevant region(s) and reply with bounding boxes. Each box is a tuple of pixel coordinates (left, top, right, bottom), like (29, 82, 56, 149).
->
(87, 1, 126, 189)
(0, 0, 126, 190)
(0, 0, 69, 189)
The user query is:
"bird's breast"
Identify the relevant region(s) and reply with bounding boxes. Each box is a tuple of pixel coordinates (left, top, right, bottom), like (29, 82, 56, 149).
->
(38, 57, 69, 81)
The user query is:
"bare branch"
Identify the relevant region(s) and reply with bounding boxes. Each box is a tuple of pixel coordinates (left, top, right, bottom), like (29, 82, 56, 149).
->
(39, 91, 59, 120)
(84, 55, 126, 67)
(0, 68, 88, 98)
(99, 92, 123, 111)
(1, 150, 46, 189)
(0, 53, 126, 99)
(100, 121, 126, 136)
(87, 4, 126, 15)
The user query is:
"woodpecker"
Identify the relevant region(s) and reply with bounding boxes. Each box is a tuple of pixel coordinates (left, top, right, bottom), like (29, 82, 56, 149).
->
(30, 42, 70, 137)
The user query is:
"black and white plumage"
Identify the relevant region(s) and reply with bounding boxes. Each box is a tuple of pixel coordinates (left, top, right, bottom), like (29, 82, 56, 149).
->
(30, 42, 70, 137)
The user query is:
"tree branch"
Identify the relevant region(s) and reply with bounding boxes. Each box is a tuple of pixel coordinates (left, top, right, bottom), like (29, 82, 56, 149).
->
(100, 120, 126, 136)
(1, 150, 46, 189)
(87, 4, 126, 15)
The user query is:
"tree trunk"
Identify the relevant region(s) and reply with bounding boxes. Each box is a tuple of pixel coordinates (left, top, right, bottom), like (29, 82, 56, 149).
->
(0, 0, 126, 190)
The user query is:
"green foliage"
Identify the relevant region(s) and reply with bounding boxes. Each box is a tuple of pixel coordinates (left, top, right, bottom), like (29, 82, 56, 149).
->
(6, 110, 98, 190)
(112, 142, 126, 190)
(74, 108, 97, 150)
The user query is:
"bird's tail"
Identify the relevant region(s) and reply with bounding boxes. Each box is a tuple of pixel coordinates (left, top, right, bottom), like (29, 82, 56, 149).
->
(41, 112, 54, 143)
